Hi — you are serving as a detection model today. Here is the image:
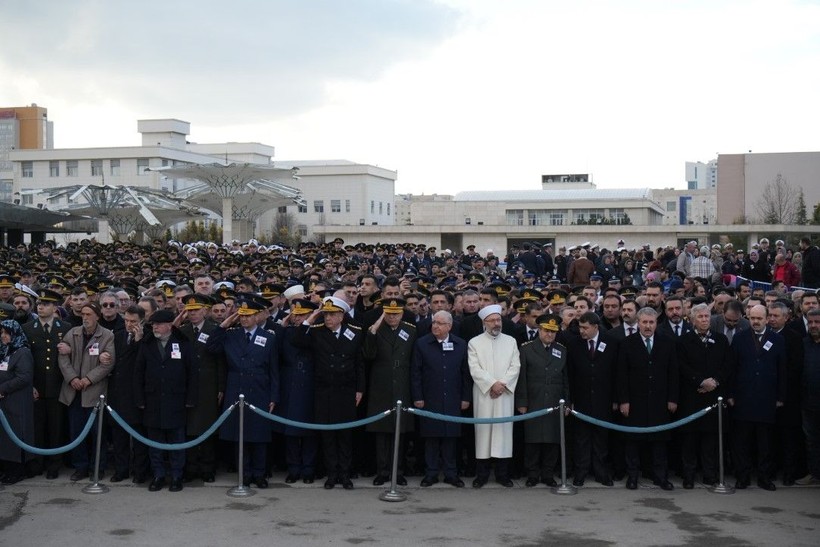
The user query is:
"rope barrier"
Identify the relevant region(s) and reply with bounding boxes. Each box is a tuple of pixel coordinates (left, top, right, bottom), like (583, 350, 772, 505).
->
(0, 406, 98, 456)
(405, 406, 558, 424)
(570, 405, 715, 434)
(106, 403, 236, 451)
(248, 405, 393, 430)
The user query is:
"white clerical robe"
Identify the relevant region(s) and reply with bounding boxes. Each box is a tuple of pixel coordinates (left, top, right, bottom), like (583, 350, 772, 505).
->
(468, 331, 520, 458)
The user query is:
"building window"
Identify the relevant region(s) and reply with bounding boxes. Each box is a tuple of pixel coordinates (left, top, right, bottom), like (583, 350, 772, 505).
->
(387, 203, 391, 216)
(110, 159, 120, 176)
(277, 206, 287, 213)
(22, 194, 33, 205)
(298, 204, 307, 213)
(666, 201, 676, 212)
(137, 158, 148, 175)
(313, 200, 324, 213)
(21, 161, 34, 178)
(0, 179, 12, 202)
(49, 161, 60, 177)
(297, 224, 308, 237)
(379, 202, 383, 215)
(549, 211, 566, 226)
(506, 209, 524, 226)
(91, 160, 103, 177)
(370, 200, 375, 214)
(66, 160, 78, 177)
(345, 199, 351, 213)
(573, 208, 604, 224)
(528, 209, 548, 226)
(161, 159, 169, 167)
(330, 199, 341, 213)
(610, 208, 628, 224)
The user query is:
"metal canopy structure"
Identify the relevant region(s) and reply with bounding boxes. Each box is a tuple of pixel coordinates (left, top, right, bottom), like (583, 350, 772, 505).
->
(151, 162, 303, 244)
(38, 184, 207, 242)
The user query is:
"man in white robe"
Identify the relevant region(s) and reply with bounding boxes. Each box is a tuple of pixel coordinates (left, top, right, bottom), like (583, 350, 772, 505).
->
(468, 304, 520, 487)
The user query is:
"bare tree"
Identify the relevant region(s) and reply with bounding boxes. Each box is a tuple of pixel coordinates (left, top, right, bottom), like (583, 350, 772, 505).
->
(755, 174, 799, 224)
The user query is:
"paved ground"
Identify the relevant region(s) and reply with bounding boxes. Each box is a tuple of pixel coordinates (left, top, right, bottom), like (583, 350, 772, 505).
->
(1, 474, 819, 546)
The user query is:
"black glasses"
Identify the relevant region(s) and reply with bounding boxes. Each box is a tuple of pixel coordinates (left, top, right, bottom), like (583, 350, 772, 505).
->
(101, 303, 118, 308)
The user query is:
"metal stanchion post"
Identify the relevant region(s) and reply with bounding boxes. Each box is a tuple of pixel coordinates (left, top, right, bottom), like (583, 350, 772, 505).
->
(552, 400, 577, 495)
(228, 395, 255, 497)
(82, 395, 110, 495)
(711, 397, 734, 494)
(379, 401, 407, 502)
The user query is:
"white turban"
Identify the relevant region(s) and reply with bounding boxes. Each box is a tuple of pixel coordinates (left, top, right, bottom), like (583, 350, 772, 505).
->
(478, 304, 502, 321)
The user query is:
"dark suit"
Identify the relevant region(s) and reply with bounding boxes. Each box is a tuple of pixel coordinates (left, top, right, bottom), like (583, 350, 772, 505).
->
(179, 320, 226, 478)
(607, 323, 639, 341)
(729, 328, 787, 482)
(709, 315, 750, 345)
(772, 327, 806, 482)
(22, 317, 71, 475)
(617, 332, 679, 482)
(658, 320, 692, 339)
(108, 330, 149, 480)
(134, 330, 197, 480)
(676, 330, 730, 482)
(568, 331, 619, 482)
(293, 320, 364, 482)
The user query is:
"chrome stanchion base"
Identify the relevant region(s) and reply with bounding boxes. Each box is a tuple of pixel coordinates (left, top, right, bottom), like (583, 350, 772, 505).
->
(551, 483, 578, 495)
(710, 483, 735, 495)
(82, 482, 110, 495)
(227, 485, 256, 498)
(379, 489, 407, 502)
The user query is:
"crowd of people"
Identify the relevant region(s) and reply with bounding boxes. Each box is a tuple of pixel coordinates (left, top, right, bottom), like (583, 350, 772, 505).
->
(0, 233, 819, 493)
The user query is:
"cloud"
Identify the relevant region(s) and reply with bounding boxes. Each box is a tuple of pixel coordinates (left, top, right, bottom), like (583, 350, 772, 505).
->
(1, 0, 463, 121)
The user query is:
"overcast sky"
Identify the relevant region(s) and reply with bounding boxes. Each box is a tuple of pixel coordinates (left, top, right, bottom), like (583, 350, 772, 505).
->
(2, 0, 819, 194)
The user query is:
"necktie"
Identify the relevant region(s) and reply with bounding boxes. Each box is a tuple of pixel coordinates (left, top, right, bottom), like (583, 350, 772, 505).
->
(193, 326, 200, 338)
(627, 326, 634, 336)
(529, 330, 537, 341)
(246, 332, 252, 344)
(726, 328, 734, 345)
(127, 333, 132, 344)
(335, 331, 340, 339)
(588, 339, 595, 359)
(44, 323, 50, 336)
(674, 324, 680, 336)
(645, 337, 653, 354)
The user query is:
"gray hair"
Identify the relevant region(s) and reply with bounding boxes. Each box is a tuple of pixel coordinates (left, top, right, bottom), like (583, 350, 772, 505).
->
(689, 303, 710, 320)
(432, 310, 453, 325)
(636, 307, 658, 320)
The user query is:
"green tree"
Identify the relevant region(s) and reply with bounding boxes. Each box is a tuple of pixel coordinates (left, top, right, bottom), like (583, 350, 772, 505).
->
(795, 189, 808, 225)
(812, 202, 820, 225)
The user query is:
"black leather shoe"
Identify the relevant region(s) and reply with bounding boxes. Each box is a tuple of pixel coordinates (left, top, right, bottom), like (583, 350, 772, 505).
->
(303, 475, 314, 484)
(324, 478, 336, 489)
(243, 477, 252, 487)
(341, 477, 354, 490)
(626, 477, 638, 490)
(654, 479, 674, 491)
(372, 475, 387, 486)
(497, 477, 514, 487)
(420, 476, 438, 487)
(46, 469, 60, 480)
(202, 472, 215, 483)
(542, 477, 558, 487)
(735, 478, 750, 490)
(255, 477, 269, 489)
(285, 474, 299, 484)
(757, 479, 776, 491)
(525, 477, 539, 487)
(133, 474, 147, 484)
(70, 469, 89, 482)
(572, 477, 585, 487)
(110, 473, 128, 483)
(169, 479, 183, 492)
(396, 475, 407, 486)
(683, 478, 694, 489)
(598, 477, 614, 487)
(443, 477, 464, 487)
(472, 478, 487, 488)
(148, 477, 166, 492)
(702, 477, 717, 487)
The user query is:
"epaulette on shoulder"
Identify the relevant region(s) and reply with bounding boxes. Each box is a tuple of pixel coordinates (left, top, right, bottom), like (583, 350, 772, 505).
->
(346, 323, 362, 331)
(521, 340, 534, 347)
(400, 321, 416, 329)
(310, 322, 325, 329)
(265, 329, 277, 336)
(554, 341, 566, 350)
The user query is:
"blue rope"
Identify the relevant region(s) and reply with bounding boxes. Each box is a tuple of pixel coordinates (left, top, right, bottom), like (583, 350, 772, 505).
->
(571, 406, 714, 433)
(405, 406, 557, 424)
(106, 403, 236, 451)
(0, 406, 97, 456)
(249, 405, 393, 430)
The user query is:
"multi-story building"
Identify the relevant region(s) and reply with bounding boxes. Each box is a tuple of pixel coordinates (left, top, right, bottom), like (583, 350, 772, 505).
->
(685, 160, 718, 190)
(0, 104, 53, 203)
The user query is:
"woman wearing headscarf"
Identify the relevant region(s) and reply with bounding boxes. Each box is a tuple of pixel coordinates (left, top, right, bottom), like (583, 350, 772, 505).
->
(0, 319, 35, 484)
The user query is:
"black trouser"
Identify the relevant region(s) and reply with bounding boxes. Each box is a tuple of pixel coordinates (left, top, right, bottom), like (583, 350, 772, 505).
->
(625, 440, 667, 481)
(32, 397, 65, 473)
(680, 431, 717, 481)
(524, 443, 559, 480)
(186, 435, 217, 476)
(375, 433, 405, 478)
(574, 420, 610, 481)
(322, 430, 352, 480)
(424, 437, 458, 480)
(732, 420, 772, 481)
(111, 419, 149, 478)
(772, 409, 805, 481)
(476, 457, 509, 481)
(285, 435, 318, 477)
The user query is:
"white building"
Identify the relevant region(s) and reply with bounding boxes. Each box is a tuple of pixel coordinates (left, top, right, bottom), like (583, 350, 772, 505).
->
(685, 160, 718, 190)
(652, 187, 717, 226)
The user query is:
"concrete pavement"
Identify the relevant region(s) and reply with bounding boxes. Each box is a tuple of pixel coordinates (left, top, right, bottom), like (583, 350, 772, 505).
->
(1, 474, 819, 546)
